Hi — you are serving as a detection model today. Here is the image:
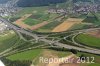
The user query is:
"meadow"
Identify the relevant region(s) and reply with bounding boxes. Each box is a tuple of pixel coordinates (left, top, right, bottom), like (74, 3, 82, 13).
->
(0, 31, 19, 52)
(75, 34, 100, 48)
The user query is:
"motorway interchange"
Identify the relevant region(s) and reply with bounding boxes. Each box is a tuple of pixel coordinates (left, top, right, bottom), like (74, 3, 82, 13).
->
(0, 17, 100, 58)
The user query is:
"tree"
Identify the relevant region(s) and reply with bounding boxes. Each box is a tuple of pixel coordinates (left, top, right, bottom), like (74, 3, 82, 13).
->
(70, 49, 77, 54)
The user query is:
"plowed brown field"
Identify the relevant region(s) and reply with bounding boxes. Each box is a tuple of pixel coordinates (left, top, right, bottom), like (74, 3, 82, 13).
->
(87, 29, 100, 38)
(52, 18, 83, 32)
(47, 54, 81, 66)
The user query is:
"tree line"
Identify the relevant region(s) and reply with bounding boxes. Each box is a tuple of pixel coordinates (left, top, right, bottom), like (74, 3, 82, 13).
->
(17, 0, 66, 7)
(0, 58, 32, 66)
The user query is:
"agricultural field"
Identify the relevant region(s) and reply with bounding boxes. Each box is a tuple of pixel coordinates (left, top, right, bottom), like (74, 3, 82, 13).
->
(69, 23, 91, 30)
(7, 49, 72, 61)
(0, 31, 19, 52)
(6, 48, 100, 66)
(7, 49, 42, 61)
(14, 6, 48, 17)
(14, 7, 60, 31)
(77, 52, 100, 66)
(75, 34, 100, 48)
(86, 30, 100, 38)
(23, 13, 50, 26)
(24, 18, 41, 26)
(82, 16, 98, 25)
(14, 14, 32, 29)
(82, 13, 100, 25)
(9, 6, 48, 23)
(14, 13, 50, 30)
(36, 17, 92, 32)
(36, 20, 62, 32)
(13, 6, 94, 33)
(52, 18, 83, 32)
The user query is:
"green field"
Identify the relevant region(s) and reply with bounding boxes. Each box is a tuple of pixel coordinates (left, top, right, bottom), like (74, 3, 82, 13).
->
(23, 13, 59, 27)
(7, 48, 100, 66)
(82, 13, 100, 25)
(0, 31, 19, 52)
(10, 6, 48, 22)
(7, 48, 72, 61)
(7, 49, 42, 61)
(23, 13, 50, 26)
(14, 6, 48, 17)
(24, 18, 41, 26)
(36, 14, 64, 32)
(29, 14, 43, 19)
(77, 52, 100, 66)
(88, 63, 100, 66)
(83, 16, 98, 23)
(12, 6, 63, 32)
(75, 34, 100, 48)
(36, 20, 62, 32)
(69, 24, 90, 30)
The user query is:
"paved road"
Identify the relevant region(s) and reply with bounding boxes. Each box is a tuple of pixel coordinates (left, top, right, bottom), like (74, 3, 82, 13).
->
(40, 39, 100, 54)
(0, 44, 47, 57)
(0, 18, 100, 55)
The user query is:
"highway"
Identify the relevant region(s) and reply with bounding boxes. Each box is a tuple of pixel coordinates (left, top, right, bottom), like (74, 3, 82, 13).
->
(0, 18, 39, 40)
(0, 17, 100, 55)
(40, 39, 100, 54)
(71, 33, 100, 51)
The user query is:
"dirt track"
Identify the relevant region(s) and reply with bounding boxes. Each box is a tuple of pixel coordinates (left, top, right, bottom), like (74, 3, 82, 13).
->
(52, 18, 83, 32)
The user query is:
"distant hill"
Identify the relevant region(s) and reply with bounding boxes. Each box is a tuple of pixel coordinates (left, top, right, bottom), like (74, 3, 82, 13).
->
(73, 0, 100, 3)
(17, 0, 67, 7)
(16, 0, 100, 7)
(0, 0, 100, 7)
(0, 0, 9, 4)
